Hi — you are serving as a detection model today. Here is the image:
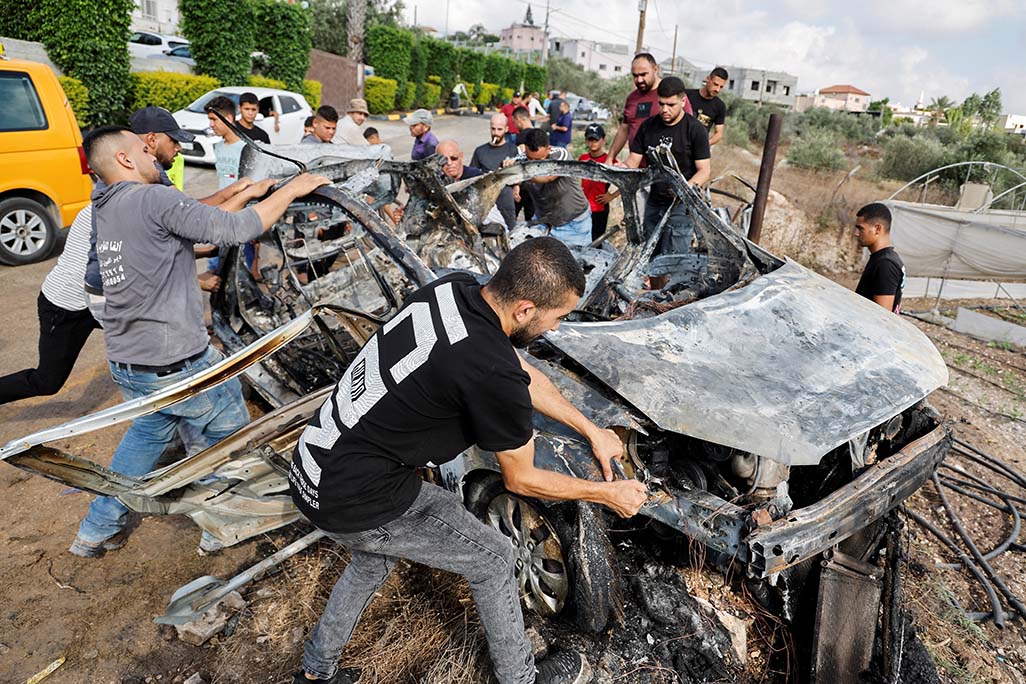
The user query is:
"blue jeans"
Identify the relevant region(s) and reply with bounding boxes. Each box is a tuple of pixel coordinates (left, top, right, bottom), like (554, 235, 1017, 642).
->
(75, 345, 250, 545)
(207, 242, 257, 273)
(644, 198, 697, 255)
(303, 483, 534, 683)
(539, 208, 592, 247)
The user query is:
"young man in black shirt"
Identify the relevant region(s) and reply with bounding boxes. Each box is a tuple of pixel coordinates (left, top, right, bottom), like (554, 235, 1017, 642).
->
(237, 91, 272, 144)
(685, 67, 728, 146)
(289, 238, 647, 684)
(627, 76, 711, 255)
(854, 202, 906, 313)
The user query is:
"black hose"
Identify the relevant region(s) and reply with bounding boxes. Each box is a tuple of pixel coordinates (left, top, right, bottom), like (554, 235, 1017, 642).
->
(932, 474, 1026, 621)
(953, 438, 1026, 489)
(901, 505, 1005, 628)
(934, 478, 1021, 568)
(950, 447, 1026, 494)
(938, 463, 1026, 507)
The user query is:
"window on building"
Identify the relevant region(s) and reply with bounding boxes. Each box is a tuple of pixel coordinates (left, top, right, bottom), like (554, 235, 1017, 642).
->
(614, 65, 622, 72)
(599, 64, 606, 70)
(751, 81, 760, 91)
(581, 51, 586, 58)
(729, 79, 735, 89)
(141, 0, 157, 20)
(766, 80, 777, 93)
(783, 85, 790, 96)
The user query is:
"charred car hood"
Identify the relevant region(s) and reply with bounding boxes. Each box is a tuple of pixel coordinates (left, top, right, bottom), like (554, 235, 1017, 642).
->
(545, 260, 948, 466)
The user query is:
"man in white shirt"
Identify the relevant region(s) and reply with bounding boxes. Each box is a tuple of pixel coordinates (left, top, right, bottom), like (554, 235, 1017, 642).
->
(337, 98, 370, 146)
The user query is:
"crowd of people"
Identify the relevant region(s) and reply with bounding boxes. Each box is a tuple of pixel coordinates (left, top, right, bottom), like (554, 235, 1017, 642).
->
(0, 52, 905, 684)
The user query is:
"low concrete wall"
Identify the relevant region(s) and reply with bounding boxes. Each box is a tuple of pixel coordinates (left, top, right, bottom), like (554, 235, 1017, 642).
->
(1, 37, 61, 74)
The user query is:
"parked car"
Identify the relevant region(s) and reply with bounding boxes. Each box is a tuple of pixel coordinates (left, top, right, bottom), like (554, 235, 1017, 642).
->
(574, 98, 610, 121)
(0, 55, 92, 265)
(147, 44, 195, 68)
(172, 86, 313, 164)
(128, 31, 189, 58)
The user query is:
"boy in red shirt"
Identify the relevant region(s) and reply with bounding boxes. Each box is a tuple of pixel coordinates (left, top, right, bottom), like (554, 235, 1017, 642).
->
(579, 123, 616, 242)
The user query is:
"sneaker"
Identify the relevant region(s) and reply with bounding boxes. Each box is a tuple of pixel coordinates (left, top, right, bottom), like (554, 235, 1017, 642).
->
(68, 532, 127, 558)
(291, 667, 360, 684)
(535, 651, 592, 684)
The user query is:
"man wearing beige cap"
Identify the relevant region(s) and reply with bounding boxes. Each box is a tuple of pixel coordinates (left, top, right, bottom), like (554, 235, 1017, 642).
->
(338, 98, 370, 146)
(404, 108, 438, 160)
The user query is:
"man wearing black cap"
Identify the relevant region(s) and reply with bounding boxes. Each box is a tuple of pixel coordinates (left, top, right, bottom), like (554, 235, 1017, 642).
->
(579, 123, 614, 242)
(0, 107, 248, 406)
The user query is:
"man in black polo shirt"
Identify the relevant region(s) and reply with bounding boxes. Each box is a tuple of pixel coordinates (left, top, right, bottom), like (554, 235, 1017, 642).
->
(855, 202, 906, 312)
(626, 76, 711, 254)
(685, 67, 728, 146)
(471, 114, 520, 231)
(289, 238, 647, 684)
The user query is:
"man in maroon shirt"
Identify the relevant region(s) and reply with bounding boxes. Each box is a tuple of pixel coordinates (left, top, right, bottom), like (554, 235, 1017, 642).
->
(607, 53, 693, 163)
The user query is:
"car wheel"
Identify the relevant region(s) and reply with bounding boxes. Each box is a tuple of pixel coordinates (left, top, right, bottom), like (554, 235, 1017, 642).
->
(468, 475, 621, 632)
(0, 197, 58, 265)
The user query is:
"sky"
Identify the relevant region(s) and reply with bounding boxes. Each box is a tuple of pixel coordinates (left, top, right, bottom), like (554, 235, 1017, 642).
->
(406, 0, 1026, 114)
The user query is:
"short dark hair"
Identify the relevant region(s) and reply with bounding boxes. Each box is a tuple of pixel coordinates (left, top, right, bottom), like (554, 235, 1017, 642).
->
(363, 126, 379, 139)
(239, 92, 259, 106)
(657, 76, 687, 98)
(856, 203, 892, 231)
(315, 105, 339, 122)
(633, 53, 658, 67)
(487, 237, 586, 309)
(83, 125, 133, 182)
(512, 106, 530, 119)
(304, 116, 314, 128)
(710, 67, 729, 81)
(522, 127, 549, 151)
(205, 95, 236, 118)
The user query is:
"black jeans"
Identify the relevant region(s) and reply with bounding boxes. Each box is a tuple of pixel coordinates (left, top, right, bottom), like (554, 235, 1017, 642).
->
(591, 208, 609, 242)
(0, 292, 100, 404)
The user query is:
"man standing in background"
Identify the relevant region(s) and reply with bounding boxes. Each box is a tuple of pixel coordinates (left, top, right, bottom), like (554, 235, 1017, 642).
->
(337, 99, 370, 146)
(685, 68, 728, 146)
(471, 114, 519, 231)
(607, 53, 693, 163)
(405, 109, 438, 160)
(854, 203, 906, 313)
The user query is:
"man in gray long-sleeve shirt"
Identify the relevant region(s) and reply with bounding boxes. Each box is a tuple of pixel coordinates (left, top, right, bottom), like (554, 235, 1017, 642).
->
(71, 126, 329, 558)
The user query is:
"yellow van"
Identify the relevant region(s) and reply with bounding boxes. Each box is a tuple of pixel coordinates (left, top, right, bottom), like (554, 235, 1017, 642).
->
(0, 53, 92, 265)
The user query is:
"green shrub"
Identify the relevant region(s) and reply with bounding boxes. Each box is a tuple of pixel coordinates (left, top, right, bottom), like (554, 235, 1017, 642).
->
(476, 82, 499, 107)
(247, 74, 287, 90)
(302, 80, 322, 109)
(59, 76, 90, 127)
(180, 0, 254, 86)
(787, 129, 846, 171)
(129, 72, 221, 114)
(524, 64, 547, 95)
(366, 25, 413, 82)
(792, 107, 878, 144)
(397, 81, 416, 110)
(409, 41, 427, 110)
(483, 54, 509, 86)
(456, 48, 484, 86)
(36, 0, 134, 124)
(722, 117, 749, 149)
(422, 37, 457, 98)
(879, 134, 949, 181)
(500, 87, 514, 103)
(365, 75, 398, 114)
(251, 0, 311, 92)
(502, 61, 525, 91)
(0, 5, 45, 41)
(419, 82, 441, 109)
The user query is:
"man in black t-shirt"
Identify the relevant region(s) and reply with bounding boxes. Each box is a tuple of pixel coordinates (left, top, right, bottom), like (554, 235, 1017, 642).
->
(471, 114, 520, 230)
(237, 91, 272, 144)
(289, 238, 647, 684)
(854, 202, 906, 313)
(627, 76, 711, 255)
(685, 67, 728, 146)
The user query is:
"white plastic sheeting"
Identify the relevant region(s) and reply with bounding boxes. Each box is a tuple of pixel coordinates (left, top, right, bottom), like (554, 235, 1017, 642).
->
(884, 200, 1026, 281)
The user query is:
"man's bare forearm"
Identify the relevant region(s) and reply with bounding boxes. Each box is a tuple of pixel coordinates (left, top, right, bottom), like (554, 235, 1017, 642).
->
(607, 123, 629, 162)
(520, 356, 598, 440)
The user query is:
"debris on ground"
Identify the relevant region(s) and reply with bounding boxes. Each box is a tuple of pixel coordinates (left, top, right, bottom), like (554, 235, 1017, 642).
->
(175, 591, 247, 646)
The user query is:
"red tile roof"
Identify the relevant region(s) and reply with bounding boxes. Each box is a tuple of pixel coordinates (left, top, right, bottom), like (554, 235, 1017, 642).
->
(819, 84, 870, 96)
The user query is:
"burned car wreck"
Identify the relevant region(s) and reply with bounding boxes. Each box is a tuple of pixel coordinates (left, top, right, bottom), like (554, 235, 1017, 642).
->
(1, 146, 950, 677)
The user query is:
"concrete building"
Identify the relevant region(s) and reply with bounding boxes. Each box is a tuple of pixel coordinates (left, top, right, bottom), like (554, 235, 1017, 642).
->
(721, 66, 797, 108)
(660, 57, 701, 88)
(499, 7, 547, 56)
(549, 37, 631, 79)
(999, 114, 1026, 136)
(131, 0, 180, 35)
(890, 103, 931, 127)
(816, 84, 871, 112)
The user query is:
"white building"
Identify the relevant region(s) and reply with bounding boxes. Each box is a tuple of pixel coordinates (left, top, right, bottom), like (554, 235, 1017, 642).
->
(795, 85, 872, 114)
(549, 38, 631, 79)
(131, 0, 181, 35)
(660, 57, 701, 88)
(999, 114, 1026, 135)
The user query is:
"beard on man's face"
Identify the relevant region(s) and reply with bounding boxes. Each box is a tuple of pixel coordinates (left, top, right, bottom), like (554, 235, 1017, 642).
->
(509, 321, 545, 349)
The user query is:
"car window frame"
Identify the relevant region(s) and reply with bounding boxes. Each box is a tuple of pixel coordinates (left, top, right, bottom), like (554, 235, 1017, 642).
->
(0, 70, 50, 133)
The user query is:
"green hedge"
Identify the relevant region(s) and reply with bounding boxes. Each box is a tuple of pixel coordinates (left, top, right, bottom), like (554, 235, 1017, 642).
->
(419, 82, 441, 109)
(397, 81, 417, 110)
(457, 48, 484, 86)
(476, 82, 499, 107)
(59, 76, 90, 127)
(129, 72, 220, 114)
(787, 129, 846, 171)
(500, 87, 514, 103)
(36, 0, 134, 124)
(482, 54, 508, 86)
(252, 0, 311, 91)
(180, 0, 254, 86)
(365, 76, 398, 114)
(502, 61, 525, 91)
(245, 75, 321, 108)
(248, 74, 287, 90)
(366, 25, 412, 82)
(524, 64, 547, 94)
(422, 37, 456, 99)
(302, 80, 322, 109)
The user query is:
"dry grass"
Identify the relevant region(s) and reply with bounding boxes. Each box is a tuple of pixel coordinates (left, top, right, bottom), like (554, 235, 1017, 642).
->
(210, 539, 490, 684)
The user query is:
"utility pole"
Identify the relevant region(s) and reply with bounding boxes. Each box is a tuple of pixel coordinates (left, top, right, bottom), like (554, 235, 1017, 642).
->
(541, 0, 550, 66)
(635, 0, 647, 55)
(444, 0, 450, 39)
(670, 24, 677, 75)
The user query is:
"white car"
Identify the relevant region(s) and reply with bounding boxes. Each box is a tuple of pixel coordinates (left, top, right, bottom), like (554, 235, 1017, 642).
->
(172, 87, 314, 165)
(128, 31, 189, 58)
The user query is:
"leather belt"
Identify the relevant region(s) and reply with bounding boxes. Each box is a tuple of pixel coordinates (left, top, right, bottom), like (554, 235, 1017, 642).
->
(113, 348, 208, 376)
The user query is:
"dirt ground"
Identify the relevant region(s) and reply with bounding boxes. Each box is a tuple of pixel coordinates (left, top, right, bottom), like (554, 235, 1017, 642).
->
(3, 137, 1026, 683)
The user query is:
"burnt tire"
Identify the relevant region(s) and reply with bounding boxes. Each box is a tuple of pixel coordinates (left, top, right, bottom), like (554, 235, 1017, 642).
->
(466, 474, 621, 633)
(0, 197, 58, 265)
